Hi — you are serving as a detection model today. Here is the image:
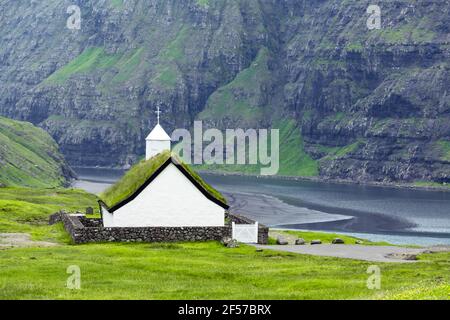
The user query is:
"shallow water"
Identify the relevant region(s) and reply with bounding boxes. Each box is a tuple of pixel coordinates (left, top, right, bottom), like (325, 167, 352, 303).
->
(73, 168, 450, 246)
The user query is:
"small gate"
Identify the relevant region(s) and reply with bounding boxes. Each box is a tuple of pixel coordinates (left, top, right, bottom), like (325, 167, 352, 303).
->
(232, 222, 259, 244)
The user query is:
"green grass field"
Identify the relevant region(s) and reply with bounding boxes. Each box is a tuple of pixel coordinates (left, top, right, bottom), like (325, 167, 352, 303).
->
(1, 241, 449, 300)
(0, 187, 449, 300)
(0, 187, 98, 242)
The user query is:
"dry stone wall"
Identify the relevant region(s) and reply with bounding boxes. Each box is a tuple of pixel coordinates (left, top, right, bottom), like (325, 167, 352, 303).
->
(49, 212, 269, 244)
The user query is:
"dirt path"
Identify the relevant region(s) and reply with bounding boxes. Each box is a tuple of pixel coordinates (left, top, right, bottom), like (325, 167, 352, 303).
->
(0, 233, 58, 249)
(253, 244, 449, 263)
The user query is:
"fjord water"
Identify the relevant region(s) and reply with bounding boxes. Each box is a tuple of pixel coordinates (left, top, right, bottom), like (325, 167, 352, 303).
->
(74, 168, 450, 246)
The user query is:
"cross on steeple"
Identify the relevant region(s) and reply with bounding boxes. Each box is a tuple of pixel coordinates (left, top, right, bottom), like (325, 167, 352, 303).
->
(155, 106, 162, 124)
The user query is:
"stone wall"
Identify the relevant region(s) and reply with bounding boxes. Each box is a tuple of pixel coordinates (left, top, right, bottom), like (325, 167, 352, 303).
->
(49, 212, 269, 245)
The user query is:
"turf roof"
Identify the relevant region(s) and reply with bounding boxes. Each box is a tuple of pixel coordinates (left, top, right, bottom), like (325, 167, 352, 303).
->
(100, 151, 227, 209)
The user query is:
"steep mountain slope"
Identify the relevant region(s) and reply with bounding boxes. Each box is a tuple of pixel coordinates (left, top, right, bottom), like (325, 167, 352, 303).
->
(0, 116, 74, 187)
(0, 0, 449, 183)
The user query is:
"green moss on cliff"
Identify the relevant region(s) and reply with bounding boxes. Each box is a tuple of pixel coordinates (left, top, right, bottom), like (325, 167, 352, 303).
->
(195, 119, 319, 177)
(111, 48, 144, 84)
(46, 47, 144, 84)
(150, 27, 190, 88)
(277, 120, 318, 176)
(196, 0, 210, 7)
(110, 0, 124, 9)
(318, 140, 365, 160)
(370, 23, 436, 44)
(153, 64, 180, 88)
(199, 47, 271, 125)
(159, 27, 189, 63)
(436, 140, 450, 161)
(0, 116, 71, 188)
(46, 47, 121, 83)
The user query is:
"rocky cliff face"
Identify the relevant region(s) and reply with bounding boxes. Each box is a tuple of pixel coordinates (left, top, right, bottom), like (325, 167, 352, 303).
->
(0, 0, 449, 183)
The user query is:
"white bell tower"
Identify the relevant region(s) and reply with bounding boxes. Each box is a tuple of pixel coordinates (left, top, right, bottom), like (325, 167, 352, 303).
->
(146, 107, 171, 160)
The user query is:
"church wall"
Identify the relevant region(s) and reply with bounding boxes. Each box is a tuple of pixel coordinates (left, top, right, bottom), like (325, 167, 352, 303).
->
(101, 207, 114, 226)
(104, 163, 225, 228)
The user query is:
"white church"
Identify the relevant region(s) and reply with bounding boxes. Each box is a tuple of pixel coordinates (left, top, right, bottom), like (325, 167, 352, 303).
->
(99, 109, 229, 228)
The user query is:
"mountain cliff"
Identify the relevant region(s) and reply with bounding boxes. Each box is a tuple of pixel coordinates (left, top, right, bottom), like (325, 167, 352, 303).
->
(0, 0, 449, 183)
(0, 116, 74, 187)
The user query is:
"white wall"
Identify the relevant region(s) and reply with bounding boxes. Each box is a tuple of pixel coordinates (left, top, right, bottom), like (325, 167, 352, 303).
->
(146, 140, 171, 160)
(101, 207, 114, 227)
(103, 163, 226, 227)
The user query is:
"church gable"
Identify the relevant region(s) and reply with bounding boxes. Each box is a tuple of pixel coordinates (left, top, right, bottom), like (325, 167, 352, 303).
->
(99, 151, 229, 214)
(105, 162, 226, 227)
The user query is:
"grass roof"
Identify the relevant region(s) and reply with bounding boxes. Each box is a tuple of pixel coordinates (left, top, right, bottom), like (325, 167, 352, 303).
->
(100, 151, 227, 208)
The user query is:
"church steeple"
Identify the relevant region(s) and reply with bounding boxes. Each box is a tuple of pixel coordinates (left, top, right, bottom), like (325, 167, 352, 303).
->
(146, 107, 171, 160)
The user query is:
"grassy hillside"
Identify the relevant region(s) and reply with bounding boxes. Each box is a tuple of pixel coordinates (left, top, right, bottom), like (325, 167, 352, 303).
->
(0, 116, 73, 187)
(0, 188, 98, 242)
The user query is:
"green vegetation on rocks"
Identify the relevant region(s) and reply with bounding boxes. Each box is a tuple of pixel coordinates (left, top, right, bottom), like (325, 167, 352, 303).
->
(319, 140, 365, 160)
(110, 0, 124, 9)
(45, 47, 121, 83)
(196, 0, 210, 7)
(196, 119, 319, 177)
(437, 140, 450, 162)
(413, 181, 450, 189)
(199, 47, 272, 126)
(151, 27, 189, 88)
(46, 47, 144, 84)
(277, 120, 319, 176)
(0, 116, 73, 188)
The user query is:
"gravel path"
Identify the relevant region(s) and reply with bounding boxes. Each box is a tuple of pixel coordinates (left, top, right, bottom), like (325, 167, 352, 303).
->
(0, 233, 58, 249)
(253, 244, 448, 263)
